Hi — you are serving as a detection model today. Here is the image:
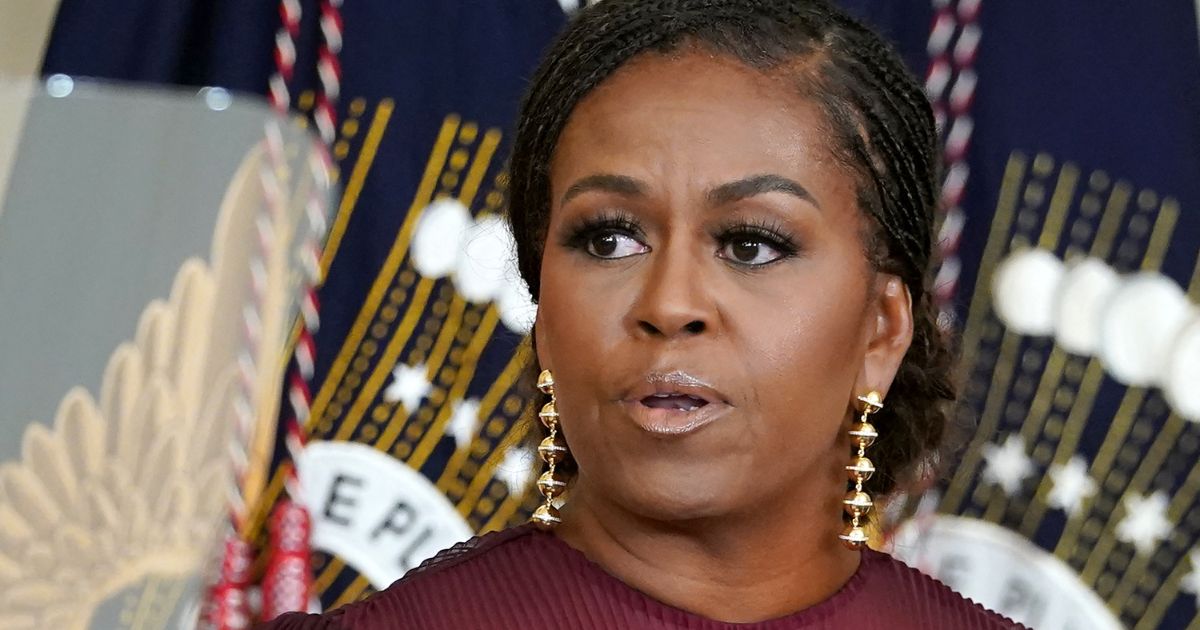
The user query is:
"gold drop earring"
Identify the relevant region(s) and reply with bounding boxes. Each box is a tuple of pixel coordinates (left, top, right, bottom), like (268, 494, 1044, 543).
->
(531, 369, 568, 529)
(840, 390, 883, 549)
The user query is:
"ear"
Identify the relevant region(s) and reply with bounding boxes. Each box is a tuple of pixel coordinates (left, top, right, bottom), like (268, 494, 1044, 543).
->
(856, 275, 913, 400)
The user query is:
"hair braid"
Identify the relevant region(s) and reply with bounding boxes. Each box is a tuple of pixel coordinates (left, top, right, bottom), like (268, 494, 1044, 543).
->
(819, 32, 936, 281)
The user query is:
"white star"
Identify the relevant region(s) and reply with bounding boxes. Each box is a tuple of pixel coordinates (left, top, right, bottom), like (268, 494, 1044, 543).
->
(496, 445, 535, 496)
(1116, 491, 1173, 556)
(982, 434, 1034, 496)
(1181, 550, 1200, 608)
(1047, 455, 1098, 516)
(448, 398, 481, 449)
(382, 362, 432, 412)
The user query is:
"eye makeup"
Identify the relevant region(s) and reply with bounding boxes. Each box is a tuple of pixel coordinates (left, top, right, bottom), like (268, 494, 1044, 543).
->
(559, 209, 802, 267)
(711, 216, 801, 266)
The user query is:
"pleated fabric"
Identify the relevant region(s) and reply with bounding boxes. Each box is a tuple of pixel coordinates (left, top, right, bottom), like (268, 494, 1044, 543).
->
(263, 524, 1026, 629)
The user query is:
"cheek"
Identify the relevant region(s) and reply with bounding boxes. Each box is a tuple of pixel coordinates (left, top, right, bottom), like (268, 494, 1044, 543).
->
(534, 248, 625, 429)
(737, 265, 869, 440)
(537, 250, 621, 361)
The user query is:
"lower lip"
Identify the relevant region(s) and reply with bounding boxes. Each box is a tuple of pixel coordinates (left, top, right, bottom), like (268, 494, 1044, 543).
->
(621, 400, 731, 436)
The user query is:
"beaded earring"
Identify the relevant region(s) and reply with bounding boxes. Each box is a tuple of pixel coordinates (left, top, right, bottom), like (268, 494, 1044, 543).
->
(530, 369, 568, 529)
(840, 391, 883, 549)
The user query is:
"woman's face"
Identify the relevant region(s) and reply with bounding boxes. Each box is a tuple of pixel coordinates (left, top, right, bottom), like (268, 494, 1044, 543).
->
(535, 49, 912, 523)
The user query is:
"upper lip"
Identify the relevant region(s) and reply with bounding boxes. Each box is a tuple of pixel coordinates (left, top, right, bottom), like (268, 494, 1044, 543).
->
(622, 370, 729, 405)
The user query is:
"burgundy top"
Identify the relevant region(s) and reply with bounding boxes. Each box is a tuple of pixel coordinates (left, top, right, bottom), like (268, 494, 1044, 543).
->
(263, 524, 1025, 629)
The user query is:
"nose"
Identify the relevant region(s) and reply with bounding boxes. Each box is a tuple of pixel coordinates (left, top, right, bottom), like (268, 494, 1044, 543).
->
(628, 240, 714, 340)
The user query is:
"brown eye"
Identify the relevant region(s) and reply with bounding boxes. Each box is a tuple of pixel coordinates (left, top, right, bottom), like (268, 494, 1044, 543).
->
(731, 240, 759, 263)
(588, 232, 648, 259)
(719, 238, 785, 266)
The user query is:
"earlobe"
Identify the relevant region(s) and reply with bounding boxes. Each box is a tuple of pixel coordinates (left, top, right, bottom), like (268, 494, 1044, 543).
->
(857, 275, 914, 399)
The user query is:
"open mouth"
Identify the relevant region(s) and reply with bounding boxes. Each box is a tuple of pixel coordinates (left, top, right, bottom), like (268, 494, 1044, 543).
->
(640, 393, 710, 412)
(623, 372, 728, 435)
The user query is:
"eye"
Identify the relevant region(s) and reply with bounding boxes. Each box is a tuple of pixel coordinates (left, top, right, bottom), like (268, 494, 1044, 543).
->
(587, 231, 649, 259)
(715, 235, 792, 265)
(562, 211, 650, 260)
(713, 219, 798, 267)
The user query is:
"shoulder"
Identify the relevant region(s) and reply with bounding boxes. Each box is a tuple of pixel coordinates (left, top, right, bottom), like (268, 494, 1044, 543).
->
(387, 521, 545, 585)
(264, 525, 552, 630)
(258, 609, 347, 630)
(860, 549, 1029, 629)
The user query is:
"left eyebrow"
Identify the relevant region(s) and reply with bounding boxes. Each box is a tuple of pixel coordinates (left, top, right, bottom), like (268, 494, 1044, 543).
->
(706, 174, 821, 210)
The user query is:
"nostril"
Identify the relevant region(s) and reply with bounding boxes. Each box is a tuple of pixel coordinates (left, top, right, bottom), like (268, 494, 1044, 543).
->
(638, 320, 662, 336)
(635, 319, 705, 337)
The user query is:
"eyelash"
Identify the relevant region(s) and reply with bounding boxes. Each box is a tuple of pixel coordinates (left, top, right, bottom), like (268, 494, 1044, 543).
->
(712, 218, 800, 261)
(561, 209, 644, 251)
(561, 211, 801, 266)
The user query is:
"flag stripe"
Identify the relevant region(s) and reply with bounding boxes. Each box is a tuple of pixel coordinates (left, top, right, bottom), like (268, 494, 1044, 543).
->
(308, 116, 460, 429)
(1018, 359, 1106, 536)
(334, 277, 436, 442)
(437, 344, 530, 489)
(407, 307, 500, 469)
(1140, 197, 1180, 272)
(320, 99, 395, 273)
(1036, 162, 1079, 252)
(1054, 388, 1147, 559)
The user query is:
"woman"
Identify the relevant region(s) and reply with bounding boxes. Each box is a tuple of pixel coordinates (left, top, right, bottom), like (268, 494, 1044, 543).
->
(267, 0, 1024, 627)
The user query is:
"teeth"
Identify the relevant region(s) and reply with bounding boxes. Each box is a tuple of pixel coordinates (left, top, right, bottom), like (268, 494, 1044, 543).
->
(652, 393, 700, 400)
(641, 393, 707, 411)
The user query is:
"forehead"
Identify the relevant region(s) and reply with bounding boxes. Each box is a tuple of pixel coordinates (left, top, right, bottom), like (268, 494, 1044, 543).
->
(549, 49, 848, 199)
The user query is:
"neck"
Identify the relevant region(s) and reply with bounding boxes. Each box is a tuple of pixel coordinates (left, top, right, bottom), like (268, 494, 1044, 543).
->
(554, 484, 861, 623)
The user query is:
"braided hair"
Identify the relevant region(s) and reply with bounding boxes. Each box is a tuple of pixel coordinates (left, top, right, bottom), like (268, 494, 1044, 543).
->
(506, 0, 956, 500)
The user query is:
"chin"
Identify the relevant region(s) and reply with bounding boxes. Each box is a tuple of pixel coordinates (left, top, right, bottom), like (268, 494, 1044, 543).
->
(602, 461, 748, 524)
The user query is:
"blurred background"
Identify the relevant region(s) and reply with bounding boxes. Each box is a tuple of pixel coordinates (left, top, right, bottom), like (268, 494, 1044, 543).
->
(0, 1, 1197, 628)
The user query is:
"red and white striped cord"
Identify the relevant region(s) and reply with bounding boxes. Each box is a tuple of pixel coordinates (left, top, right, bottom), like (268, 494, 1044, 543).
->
(925, 0, 981, 313)
(203, 119, 291, 630)
(209, 0, 321, 624)
(265, 0, 343, 614)
(280, 0, 342, 502)
(212, 0, 340, 620)
(313, 0, 345, 145)
(261, 5, 343, 606)
(269, 0, 303, 112)
(280, 0, 341, 499)
(260, 142, 332, 620)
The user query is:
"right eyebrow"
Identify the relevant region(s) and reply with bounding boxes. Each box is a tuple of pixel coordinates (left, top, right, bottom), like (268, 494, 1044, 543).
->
(560, 173, 647, 206)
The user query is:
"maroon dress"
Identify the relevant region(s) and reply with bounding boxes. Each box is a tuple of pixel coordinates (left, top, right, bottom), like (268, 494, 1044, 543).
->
(263, 524, 1025, 629)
